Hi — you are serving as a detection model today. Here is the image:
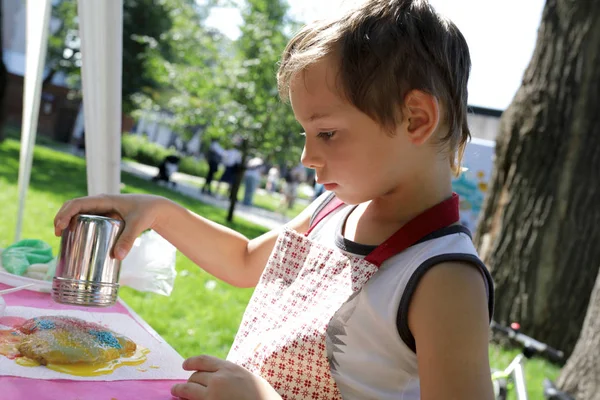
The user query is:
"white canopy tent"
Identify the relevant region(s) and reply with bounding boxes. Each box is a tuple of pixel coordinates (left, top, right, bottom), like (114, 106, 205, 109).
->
(15, 0, 123, 241)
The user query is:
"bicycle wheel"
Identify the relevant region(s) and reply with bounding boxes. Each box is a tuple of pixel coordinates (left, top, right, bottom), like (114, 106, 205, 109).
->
(492, 370, 509, 400)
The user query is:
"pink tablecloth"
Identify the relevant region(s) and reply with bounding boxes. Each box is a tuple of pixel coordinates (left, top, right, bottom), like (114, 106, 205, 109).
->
(0, 283, 182, 399)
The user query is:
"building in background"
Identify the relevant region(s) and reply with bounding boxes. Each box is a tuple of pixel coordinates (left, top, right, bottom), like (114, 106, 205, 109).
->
(467, 105, 502, 141)
(2, 0, 81, 142)
(453, 105, 502, 231)
(130, 111, 204, 156)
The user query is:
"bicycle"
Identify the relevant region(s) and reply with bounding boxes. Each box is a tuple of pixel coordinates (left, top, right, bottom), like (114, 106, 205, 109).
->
(490, 321, 574, 400)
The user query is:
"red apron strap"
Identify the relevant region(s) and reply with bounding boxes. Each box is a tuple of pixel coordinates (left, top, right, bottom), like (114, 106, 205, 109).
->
(305, 195, 345, 236)
(365, 193, 461, 267)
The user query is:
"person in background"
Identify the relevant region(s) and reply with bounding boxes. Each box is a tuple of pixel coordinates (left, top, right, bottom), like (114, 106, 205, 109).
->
(243, 157, 264, 206)
(313, 180, 325, 200)
(266, 165, 280, 193)
(283, 162, 306, 209)
(152, 154, 181, 188)
(201, 138, 224, 195)
(217, 146, 242, 198)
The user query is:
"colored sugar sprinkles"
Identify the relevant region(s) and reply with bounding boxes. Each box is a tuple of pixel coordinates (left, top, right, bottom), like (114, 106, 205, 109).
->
(0, 315, 149, 376)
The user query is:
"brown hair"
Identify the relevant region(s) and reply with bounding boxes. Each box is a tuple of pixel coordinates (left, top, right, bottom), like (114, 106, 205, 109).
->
(278, 0, 471, 175)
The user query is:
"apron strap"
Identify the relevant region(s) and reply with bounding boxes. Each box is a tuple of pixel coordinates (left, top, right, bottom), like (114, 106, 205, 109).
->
(305, 194, 345, 237)
(305, 192, 461, 267)
(365, 193, 460, 267)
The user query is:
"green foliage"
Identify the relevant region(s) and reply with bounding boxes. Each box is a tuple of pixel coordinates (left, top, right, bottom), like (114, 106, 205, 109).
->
(139, 0, 305, 165)
(178, 155, 209, 177)
(50, 0, 310, 220)
(133, 0, 232, 140)
(137, 0, 309, 220)
(50, 0, 307, 164)
(121, 134, 175, 167)
(121, 133, 209, 177)
(221, 0, 305, 164)
(48, 0, 176, 112)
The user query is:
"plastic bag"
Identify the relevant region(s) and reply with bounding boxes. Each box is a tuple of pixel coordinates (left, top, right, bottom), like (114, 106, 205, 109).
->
(1, 239, 54, 276)
(120, 230, 177, 296)
(23, 258, 57, 281)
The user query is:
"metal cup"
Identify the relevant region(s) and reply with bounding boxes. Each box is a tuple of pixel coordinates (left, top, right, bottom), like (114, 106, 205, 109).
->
(52, 214, 124, 307)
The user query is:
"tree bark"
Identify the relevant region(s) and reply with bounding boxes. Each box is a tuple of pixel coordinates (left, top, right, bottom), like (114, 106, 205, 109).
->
(474, 0, 600, 357)
(557, 270, 600, 399)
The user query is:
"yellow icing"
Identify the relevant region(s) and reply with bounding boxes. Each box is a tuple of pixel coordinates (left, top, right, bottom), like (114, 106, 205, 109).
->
(16, 346, 149, 377)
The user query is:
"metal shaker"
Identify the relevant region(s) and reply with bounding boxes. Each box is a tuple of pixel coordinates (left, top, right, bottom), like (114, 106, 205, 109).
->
(52, 214, 124, 307)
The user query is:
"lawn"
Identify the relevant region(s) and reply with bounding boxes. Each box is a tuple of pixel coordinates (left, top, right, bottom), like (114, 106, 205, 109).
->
(0, 137, 561, 398)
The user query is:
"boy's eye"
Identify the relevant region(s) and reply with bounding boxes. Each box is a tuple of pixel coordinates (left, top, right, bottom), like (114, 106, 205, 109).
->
(317, 131, 336, 140)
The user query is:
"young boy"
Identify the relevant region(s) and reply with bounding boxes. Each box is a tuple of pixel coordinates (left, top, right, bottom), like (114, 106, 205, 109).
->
(54, 0, 494, 398)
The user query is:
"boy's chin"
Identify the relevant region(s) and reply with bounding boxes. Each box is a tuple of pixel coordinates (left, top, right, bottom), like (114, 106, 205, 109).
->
(333, 191, 366, 206)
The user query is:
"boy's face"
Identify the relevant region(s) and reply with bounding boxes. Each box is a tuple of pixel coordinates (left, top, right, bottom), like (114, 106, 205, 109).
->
(289, 57, 437, 205)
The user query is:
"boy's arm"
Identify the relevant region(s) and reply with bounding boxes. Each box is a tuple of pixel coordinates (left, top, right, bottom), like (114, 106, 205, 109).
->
(154, 195, 321, 288)
(408, 262, 494, 400)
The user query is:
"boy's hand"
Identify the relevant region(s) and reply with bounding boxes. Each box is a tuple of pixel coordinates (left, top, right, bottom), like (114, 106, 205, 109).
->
(54, 194, 168, 260)
(171, 355, 281, 400)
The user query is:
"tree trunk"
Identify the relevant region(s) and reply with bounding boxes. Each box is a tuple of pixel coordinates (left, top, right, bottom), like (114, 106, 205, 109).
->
(474, 0, 600, 357)
(556, 270, 600, 399)
(42, 68, 57, 87)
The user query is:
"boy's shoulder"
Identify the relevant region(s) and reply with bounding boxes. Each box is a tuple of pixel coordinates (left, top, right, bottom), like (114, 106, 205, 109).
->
(364, 230, 493, 353)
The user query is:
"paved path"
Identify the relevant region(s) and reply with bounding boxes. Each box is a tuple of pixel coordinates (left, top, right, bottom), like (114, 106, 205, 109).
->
(120, 160, 296, 231)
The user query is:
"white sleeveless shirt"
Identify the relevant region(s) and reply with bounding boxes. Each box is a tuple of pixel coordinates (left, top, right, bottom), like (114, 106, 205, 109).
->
(308, 196, 494, 400)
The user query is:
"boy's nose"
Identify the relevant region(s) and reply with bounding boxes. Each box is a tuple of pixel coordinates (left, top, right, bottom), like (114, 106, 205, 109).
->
(301, 142, 324, 170)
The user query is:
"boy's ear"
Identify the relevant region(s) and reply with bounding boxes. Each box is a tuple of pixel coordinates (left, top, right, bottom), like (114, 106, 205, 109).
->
(402, 90, 441, 145)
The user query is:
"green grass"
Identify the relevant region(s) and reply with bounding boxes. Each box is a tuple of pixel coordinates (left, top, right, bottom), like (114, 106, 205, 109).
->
(0, 137, 561, 396)
(489, 343, 561, 399)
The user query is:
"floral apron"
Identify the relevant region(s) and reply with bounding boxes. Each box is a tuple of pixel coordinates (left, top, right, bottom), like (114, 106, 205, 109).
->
(227, 194, 460, 399)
